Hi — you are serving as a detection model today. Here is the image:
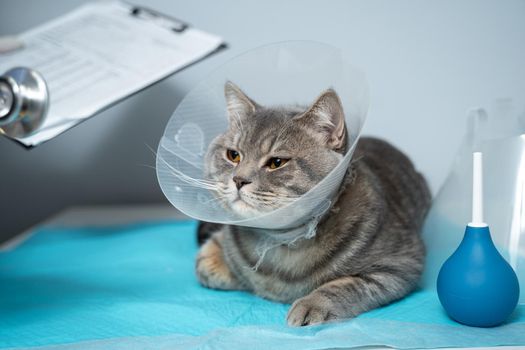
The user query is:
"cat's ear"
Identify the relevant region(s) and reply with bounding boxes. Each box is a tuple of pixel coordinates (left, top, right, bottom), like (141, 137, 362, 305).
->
(224, 81, 258, 123)
(295, 89, 346, 151)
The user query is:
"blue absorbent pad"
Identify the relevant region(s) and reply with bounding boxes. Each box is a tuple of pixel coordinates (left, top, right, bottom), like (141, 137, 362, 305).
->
(0, 221, 524, 350)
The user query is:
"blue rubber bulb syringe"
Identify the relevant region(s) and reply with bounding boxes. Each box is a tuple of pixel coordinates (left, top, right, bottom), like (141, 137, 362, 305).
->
(437, 152, 520, 327)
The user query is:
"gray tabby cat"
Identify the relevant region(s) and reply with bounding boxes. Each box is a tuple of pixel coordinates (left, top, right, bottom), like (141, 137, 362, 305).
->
(196, 81, 431, 326)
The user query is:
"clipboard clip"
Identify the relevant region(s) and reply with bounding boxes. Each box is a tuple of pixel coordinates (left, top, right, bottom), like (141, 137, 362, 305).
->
(130, 5, 188, 33)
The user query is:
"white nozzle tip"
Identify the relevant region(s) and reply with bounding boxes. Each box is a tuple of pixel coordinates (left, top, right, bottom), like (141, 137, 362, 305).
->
(473, 152, 482, 162)
(472, 152, 485, 225)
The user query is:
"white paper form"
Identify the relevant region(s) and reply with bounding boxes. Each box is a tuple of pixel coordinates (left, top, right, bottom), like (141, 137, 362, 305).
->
(0, 1, 224, 147)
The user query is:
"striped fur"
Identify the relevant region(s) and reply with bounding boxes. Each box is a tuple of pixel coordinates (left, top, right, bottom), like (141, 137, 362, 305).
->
(196, 84, 431, 326)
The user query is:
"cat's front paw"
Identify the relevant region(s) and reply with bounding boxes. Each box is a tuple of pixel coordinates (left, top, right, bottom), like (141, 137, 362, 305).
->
(196, 235, 239, 290)
(287, 292, 341, 327)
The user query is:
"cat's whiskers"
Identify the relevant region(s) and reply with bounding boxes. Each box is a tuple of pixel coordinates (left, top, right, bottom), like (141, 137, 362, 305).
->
(159, 157, 226, 192)
(203, 194, 232, 205)
(250, 190, 300, 200)
(137, 163, 156, 171)
(241, 191, 298, 210)
(152, 143, 228, 190)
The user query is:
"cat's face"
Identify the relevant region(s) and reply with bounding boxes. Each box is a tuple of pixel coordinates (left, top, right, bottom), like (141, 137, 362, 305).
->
(205, 82, 347, 218)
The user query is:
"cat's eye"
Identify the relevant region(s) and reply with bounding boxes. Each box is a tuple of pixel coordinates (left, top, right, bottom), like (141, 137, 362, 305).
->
(267, 157, 289, 170)
(226, 149, 241, 163)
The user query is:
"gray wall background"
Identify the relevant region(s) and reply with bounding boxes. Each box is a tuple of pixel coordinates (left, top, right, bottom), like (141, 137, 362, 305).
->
(1, 0, 524, 243)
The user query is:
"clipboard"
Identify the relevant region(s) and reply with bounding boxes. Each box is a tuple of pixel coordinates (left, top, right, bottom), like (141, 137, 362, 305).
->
(0, 1, 226, 147)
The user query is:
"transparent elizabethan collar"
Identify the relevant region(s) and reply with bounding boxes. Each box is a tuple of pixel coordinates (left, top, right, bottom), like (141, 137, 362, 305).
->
(422, 100, 525, 304)
(156, 41, 369, 230)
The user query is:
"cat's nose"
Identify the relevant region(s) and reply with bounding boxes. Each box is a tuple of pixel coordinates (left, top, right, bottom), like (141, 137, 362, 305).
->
(233, 176, 252, 190)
